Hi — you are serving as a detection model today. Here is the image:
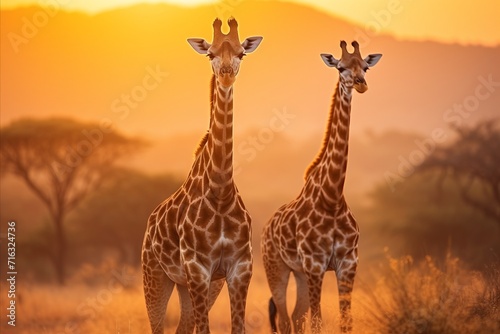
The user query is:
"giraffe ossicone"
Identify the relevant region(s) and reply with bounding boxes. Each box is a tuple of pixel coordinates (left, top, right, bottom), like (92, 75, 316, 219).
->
(142, 18, 262, 334)
(261, 40, 382, 334)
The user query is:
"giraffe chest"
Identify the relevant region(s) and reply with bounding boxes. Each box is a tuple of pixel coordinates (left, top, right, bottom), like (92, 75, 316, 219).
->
(148, 186, 252, 285)
(176, 193, 252, 269)
(281, 216, 336, 268)
(271, 200, 357, 272)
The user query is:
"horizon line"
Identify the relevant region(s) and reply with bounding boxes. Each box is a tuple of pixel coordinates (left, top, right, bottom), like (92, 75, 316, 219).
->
(1, 1, 499, 48)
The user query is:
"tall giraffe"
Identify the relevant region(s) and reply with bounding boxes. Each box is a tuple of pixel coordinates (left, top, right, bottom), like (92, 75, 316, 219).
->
(261, 41, 382, 334)
(141, 18, 262, 334)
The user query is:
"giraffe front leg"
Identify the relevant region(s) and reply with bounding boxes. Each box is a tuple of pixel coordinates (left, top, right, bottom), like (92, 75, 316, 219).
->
(208, 279, 225, 310)
(176, 284, 195, 334)
(185, 263, 211, 334)
(305, 270, 325, 334)
(291, 271, 309, 334)
(336, 255, 358, 333)
(176, 277, 224, 334)
(227, 260, 252, 334)
(142, 247, 175, 334)
(176, 279, 224, 334)
(262, 228, 292, 334)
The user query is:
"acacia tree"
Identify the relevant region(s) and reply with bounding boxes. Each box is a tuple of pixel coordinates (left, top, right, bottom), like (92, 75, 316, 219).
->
(0, 118, 144, 284)
(69, 168, 181, 265)
(419, 118, 500, 223)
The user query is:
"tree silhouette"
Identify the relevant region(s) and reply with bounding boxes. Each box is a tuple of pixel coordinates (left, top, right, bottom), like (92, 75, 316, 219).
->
(419, 119, 500, 223)
(68, 168, 181, 265)
(0, 118, 144, 284)
(366, 170, 499, 267)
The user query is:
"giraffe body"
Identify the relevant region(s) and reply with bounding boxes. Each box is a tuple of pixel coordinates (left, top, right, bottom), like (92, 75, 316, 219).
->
(142, 18, 262, 334)
(261, 41, 382, 334)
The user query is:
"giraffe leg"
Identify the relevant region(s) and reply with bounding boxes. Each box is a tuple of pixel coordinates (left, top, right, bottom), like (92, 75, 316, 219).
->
(262, 235, 292, 334)
(142, 250, 175, 334)
(175, 279, 224, 334)
(227, 260, 252, 333)
(270, 277, 292, 334)
(185, 263, 211, 334)
(336, 254, 358, 333)
(208, 279, 225, 310)
(291, 271, 309, 334)
(176, 284, 195, 334)
(305, 271, 325, 334)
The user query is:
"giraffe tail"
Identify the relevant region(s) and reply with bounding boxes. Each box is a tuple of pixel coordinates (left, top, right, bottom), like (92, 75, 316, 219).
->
(269, 297, 278, 333)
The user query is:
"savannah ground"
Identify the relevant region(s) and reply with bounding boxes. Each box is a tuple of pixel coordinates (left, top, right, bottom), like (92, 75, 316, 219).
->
(2, 252, 498, 334)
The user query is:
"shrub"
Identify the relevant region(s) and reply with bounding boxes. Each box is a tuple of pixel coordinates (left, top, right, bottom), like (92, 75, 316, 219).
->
(362, 250, 499, 334)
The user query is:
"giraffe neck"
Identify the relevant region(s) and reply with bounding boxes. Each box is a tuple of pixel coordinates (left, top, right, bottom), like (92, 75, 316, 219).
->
(204, 75, 235, 199)
(314, 79, 353, 205)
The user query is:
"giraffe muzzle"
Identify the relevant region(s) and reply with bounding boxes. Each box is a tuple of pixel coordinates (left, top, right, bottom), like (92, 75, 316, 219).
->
(355, 77, 366, 85)
(220, 66, 233, 75)
(354, 77, 368, 93)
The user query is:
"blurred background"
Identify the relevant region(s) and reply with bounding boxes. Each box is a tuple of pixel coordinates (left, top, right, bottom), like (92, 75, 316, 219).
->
(1, 0, 499, 333)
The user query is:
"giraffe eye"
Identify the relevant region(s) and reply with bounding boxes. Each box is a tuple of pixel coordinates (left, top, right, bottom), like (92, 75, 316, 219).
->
(363, 67, 369, 72)
(338, 67, 346, 73)
(207, 53, 215, 60)
(238, 53, 246, 60)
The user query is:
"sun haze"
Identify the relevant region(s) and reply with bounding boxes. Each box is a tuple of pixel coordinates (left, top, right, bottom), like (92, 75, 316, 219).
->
(1, 0, 499, 46)
(286, 0, 500, 46)
(0, 0, 217, 13)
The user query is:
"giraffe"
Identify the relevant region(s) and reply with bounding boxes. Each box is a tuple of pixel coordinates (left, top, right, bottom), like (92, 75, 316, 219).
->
(141, 18, 262, 334)
(261, 41, 382, 334)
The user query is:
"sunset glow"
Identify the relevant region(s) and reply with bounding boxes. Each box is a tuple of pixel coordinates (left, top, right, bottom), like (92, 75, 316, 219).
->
(1, 0, 218, 12)
(1, 0, 499, 333)
(1, 0, 499, 46)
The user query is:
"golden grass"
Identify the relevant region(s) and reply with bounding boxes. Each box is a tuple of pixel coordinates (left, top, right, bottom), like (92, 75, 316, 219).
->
(2, 254, 498, 334)
(359, 251, 500, 334)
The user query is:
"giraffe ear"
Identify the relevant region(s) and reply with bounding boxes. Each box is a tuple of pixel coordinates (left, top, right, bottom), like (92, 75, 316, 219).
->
(187, 38, 211, 54)
(320, 53, 339, 67)
(241, 36, 263, 53)
(365, 53, 382, 67)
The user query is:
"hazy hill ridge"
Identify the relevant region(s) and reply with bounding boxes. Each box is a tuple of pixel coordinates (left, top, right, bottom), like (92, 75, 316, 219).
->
(2, 2, 498, 132)
(1, 2, 499, 200)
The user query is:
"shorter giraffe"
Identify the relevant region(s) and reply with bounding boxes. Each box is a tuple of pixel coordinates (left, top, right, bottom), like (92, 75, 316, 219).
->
(261, 41, 382, 334)
(142, 18, 262, 334)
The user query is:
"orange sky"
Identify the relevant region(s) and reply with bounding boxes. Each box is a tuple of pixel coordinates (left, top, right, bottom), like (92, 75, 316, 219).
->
(1, 0, 499, 202)
(1, 0, 499, 46)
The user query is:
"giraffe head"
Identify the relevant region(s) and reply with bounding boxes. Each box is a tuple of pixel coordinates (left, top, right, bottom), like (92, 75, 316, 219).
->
(187, 18, 263, 88)
(320, 41, 382, 93)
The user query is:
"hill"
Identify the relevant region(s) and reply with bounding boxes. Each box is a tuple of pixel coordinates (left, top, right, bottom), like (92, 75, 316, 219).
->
(1, 1, 499, 203)
(2, 2, 498, 135)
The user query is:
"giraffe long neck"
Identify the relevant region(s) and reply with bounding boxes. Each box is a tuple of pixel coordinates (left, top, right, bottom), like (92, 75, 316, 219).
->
(308, 80, 353, 205)
(205, 75, 235, 199)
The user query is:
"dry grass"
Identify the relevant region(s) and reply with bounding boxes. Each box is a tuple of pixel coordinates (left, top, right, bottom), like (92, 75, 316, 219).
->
(2, 254, 498, 334)
(0, 265, 151, 334)
(0, 259, 275, 334)
(359, 250, 500, 334)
